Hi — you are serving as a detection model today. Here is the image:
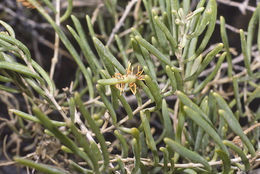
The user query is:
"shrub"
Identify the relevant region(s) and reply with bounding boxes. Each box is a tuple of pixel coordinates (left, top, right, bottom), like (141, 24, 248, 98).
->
(0, 0, 260, 173)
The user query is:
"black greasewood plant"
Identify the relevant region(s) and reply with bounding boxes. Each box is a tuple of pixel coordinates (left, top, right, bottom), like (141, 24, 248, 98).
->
(0, 0, 260, 173)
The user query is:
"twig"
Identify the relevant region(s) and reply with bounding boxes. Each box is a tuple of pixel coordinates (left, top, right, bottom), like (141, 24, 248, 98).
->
(74, 110, 95, 142)
(207, 60, 260, 86)
(101, 99, 152, 133)
(173, 98, 179, 135)
(36, 33, 73, 60)
(118, 19, 145, 38)
(0, 161, 16, 167)
(91, 4, 104, 24)
(233, 122, 260, 146)
(0, 153, 35, 167)
(3, 135, 12, 161)
(61, 0, 102, 8)
(0, 5, 51, 29)
(216, 20, 246, 35)
(133, 0, 141, 21)
(106, 0, 138, 47)
(90, 153, 257, 168)
(49, 0, 61, 80)
(216, 0, 256, 14)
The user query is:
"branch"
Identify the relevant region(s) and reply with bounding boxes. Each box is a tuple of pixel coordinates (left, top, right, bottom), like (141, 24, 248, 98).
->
(106, 0, 138, 47)
(217, 0, 255, 14)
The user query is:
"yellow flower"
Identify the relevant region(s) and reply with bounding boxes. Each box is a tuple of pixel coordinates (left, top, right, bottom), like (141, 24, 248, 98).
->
(113, 62, 144, 95)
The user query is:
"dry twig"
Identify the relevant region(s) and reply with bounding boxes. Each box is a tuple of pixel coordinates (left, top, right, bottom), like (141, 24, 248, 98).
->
(217, 0, 256, 14)
(106, 0, 138, 46)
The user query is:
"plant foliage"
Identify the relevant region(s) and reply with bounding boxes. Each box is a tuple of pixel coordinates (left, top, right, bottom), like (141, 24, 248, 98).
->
(0, 0, 260, 173)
